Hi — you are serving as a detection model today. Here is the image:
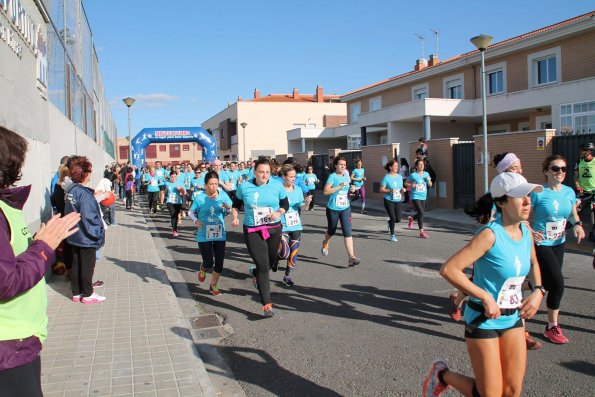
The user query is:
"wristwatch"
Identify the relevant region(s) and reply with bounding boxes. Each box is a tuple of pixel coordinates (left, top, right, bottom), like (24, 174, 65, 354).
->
(574, 221, 583, 226)
(532, 285, 546, 296)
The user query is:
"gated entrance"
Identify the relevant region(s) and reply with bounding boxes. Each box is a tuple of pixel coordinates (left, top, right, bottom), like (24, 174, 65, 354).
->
(340, 150, 363, 170)
(552, 133, 595, 187)
(453, 142, 475, 209)
(311, 154, 329, 190)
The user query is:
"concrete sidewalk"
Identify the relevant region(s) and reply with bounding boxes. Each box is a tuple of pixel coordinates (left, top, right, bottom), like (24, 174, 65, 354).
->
(41, 205, 217, 397)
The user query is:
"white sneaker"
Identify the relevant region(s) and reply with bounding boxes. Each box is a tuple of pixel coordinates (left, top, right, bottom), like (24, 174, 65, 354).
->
(81, 292, 106, 304)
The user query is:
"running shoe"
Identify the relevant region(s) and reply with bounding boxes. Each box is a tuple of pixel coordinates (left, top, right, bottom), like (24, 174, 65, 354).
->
(449, 293, 462, 322)
(420, 231, 429, 239)
(544, 325, 569, 344)
(348, 257, 361, 266)
(249, 265, 258, 289)
(390, 234, 398, 242)
(408, 216, 414, 229)
(283, 276, 295, 287)
(321, 240, 329, 256)
(525, 332, 542, 350)
(263, 303, 275, 318)
(72, 294, 82, 302)
(92, 280, 104, 288)
(172, 231, 179, 237)
(422, 359, 450, 397)
(198, 268, 207, 283)
(209, 284, 222, 296)
(81, 292, 106, 304)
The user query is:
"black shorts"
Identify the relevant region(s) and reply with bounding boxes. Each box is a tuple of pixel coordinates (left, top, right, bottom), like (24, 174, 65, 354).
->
(464, 318, 523, 339)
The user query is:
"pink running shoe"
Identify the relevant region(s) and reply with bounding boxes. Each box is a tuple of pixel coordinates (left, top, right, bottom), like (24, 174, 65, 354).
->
(422, 360, 450, 397)
(408, 216, 414, 229)
(420, 231, 429, 239)
(81, 292, 106, 304)
(544, 325, 569, 344)
(172, 231, 179, 237)
(72, 294, 82, 302)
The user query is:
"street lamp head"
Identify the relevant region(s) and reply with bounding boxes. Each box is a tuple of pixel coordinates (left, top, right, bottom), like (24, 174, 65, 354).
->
(240, 122, 247, 129)
(122, 97, 136, 107)
(470, 34, 493, 51)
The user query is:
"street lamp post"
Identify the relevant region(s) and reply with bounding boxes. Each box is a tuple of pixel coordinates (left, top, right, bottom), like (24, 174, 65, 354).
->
(240, 122, 247, 161)
(470, 34, 493, 192)
(122, 97, 136, 164)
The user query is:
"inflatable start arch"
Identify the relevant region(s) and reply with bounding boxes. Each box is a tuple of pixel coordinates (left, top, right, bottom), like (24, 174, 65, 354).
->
(131, 127, 217, 175)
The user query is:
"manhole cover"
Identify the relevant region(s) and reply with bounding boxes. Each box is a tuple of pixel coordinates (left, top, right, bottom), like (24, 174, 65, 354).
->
(196, 328, 224, 339)
(191, 314, 221, 329)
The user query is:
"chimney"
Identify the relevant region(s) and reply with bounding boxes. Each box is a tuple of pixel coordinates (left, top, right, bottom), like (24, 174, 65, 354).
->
(292, 88, 299, 99)
(428, 54, 439, 67)
(254, 89, 260, 99)
(237, 96, 243, 102)
(227, 101, 231, 108)
(414, 58, 428, 71)
(315, 85, 324, 102)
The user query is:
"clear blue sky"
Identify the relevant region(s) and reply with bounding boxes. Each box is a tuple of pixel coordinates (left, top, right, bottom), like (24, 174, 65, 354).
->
(82, 1, 593, 137)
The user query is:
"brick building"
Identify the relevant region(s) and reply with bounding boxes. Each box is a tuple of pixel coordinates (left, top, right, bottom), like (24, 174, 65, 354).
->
(115, 137, 202, 166)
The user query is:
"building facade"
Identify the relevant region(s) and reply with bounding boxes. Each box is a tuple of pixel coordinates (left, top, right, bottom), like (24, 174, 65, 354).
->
(289, 12, 595, 164)
(115, 138, 203, 166)
(201, 86, 347, 161)
(0, 0, 117, 227)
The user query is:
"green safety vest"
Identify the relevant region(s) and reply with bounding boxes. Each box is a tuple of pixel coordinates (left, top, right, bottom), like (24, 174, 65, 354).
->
(0, 200, 48, 342)
(577, 159, 595, 192)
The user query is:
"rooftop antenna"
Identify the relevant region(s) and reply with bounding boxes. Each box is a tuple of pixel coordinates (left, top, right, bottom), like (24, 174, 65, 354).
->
(414, 33, 425, 59)
(430, 29, 439, 58)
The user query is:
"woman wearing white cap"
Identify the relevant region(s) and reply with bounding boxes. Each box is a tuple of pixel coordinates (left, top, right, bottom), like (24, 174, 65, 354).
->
(423, 172, 544, 397)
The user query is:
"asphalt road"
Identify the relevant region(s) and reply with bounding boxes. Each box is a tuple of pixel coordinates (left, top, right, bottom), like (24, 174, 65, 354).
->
(145, 200, 594, 397)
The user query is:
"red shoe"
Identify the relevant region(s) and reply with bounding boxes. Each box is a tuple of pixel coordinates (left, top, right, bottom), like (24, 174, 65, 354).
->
(408, 216, 414, 229)
(209, 284, 222, 296)
(544, 325, 569, 344)
(525, 332, 542, 350)
(172, 231, 179, 237)
(422, 360, 450, 396)
(420, 231, 429, 239)
(198, 268, 206, 283)
(449, 293, 462, 322)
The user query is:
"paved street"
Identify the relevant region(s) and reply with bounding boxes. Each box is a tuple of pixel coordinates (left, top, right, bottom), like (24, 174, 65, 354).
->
(147, 198, 595, 397)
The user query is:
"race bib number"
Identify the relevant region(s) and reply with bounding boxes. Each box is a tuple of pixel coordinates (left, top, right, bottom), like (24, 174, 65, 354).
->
(546, 220, 566, 240)
(206, 224, 223, 240)
(284, 211, 301, 227)
(150, 179, 158, 187)
(392, 191, 401, 201)
(497, 276, 525, 309)
(254, 207, 273, 226)
(167, 193, 178, 203)
(415, 183, 426, 193)
(335, 194, 348, 207)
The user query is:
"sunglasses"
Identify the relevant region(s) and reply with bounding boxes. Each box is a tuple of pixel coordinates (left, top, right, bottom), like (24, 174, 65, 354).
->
(549, 166, 567, 173)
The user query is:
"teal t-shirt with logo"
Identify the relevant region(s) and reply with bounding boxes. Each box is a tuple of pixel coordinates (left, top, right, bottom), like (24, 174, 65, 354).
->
(236, 180, 287, 227)
(326, 172, 351, 211)
(281, 187, 304, 232)
(530, 185, 576, 246)
(190, 191, 232, 242)
(352, 168, 365, 188)
(381, 174, 404, 202)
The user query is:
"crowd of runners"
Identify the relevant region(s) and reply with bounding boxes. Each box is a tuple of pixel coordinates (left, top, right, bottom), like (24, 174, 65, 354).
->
(6, 132, 589, 396)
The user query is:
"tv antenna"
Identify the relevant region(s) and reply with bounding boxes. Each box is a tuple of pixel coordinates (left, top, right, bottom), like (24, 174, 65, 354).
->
(414, 33, 425, 59)
(430, 29, 439, 58)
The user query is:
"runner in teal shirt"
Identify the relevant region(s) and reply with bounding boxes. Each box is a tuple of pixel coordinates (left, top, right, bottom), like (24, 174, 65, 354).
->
(278, 165, 304, 287)
(405, 159, 433, 238)
(379, 159, 405, 241)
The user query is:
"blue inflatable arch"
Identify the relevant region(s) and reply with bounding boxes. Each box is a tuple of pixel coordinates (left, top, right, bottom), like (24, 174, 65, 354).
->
(131, 127, 217, 176)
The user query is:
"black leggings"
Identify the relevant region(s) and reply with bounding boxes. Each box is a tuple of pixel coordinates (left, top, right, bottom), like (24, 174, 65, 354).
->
(125, 190, 133, 208)
(306, 191, 315, 210)
(412, 199, 425, 229)
(198, 240, 226, 273)
(0, 356, 42, 397)
(71, 246, 97, 297)
(383, 199, 402, 234)
(167, 203, 182, 231)
(325, 207, 352, 237)
(147, 191, 159, 213)
(535, 243, 565, 310)
(244, 224, 282, 305)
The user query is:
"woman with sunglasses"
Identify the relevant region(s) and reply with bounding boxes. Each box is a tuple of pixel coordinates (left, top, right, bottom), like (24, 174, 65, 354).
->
(530, 155, 584, 344)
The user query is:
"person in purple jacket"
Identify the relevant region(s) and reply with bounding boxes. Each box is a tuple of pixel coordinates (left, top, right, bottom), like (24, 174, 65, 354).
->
(0, 127, 80, 397)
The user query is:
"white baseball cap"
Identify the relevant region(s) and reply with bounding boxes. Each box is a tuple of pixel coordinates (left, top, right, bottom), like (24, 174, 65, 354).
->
(490, 172, 543, 198)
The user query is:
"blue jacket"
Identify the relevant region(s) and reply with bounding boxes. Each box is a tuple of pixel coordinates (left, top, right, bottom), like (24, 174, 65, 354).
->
(64, 183, 105, 249)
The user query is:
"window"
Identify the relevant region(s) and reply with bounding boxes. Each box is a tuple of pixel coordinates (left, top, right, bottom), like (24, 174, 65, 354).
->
(560, 101, 595, 135)
(488, 70, 504, 95)
(146, 145, 157, 158)
(369, 96, 382, 111)
(159, 145, 167, 152)
(119, 146, 128, 161)
(443, 74, 464, 99)
(528, 47, 560, 87)
(412, 83, 429, 101)
(170, 144, 181, 158)
(349, 102, 361, 123)
(183, 144, 190, 151)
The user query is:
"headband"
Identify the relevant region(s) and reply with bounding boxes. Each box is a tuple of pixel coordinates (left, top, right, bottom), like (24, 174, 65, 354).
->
(496, 153, 520, 174)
